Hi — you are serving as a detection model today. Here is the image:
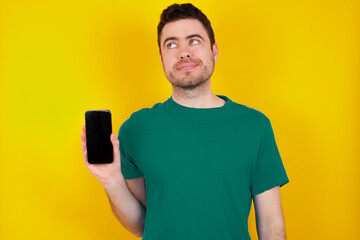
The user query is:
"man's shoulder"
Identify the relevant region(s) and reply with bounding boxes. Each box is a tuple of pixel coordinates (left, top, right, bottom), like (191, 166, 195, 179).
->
(123, 99, 166, 126)
(228, 99, 270, 125)
(130, 101, 164, 119)
(118, 100, 164, 135)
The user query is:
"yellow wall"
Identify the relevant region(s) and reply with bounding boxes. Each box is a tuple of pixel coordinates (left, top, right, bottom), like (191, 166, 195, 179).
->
(1, 0, 359, 239)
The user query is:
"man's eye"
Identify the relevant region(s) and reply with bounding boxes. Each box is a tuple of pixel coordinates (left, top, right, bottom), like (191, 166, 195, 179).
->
(167, 43, 177, 49)
(190, 39, 200, 45)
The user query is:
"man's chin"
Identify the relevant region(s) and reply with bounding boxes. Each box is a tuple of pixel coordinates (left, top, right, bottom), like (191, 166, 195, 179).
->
(170, 78, 208, 90)
(172, 83, 199, 90)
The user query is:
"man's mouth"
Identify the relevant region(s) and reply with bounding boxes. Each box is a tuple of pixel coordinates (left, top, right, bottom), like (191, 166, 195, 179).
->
(177, 61, 199, 71)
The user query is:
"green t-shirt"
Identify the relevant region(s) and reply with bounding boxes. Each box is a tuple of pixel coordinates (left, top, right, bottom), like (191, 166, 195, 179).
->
(118, 95, 289, 240)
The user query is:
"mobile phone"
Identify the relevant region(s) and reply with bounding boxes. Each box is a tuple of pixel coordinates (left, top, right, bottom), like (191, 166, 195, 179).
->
(85, 110, 113, 164)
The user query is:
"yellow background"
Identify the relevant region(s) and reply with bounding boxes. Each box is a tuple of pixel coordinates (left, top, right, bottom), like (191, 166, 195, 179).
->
(1, 0, 359, 239)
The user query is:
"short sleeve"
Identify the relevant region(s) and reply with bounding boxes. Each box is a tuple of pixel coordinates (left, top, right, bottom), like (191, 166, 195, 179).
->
(250, 118, 289, 197)
(118, 119, 144, 179)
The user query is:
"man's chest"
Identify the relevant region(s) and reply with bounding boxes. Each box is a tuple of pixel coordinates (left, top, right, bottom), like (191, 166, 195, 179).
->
(130, 119, 259, 187)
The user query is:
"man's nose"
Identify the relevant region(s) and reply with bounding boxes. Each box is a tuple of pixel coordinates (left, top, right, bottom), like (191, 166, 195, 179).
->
(180, 52, 191, 59)
(179, 45, 191, 59)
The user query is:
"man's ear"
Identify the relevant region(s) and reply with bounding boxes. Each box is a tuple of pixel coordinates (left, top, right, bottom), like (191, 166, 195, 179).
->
(212, 43, 218, 63)
(159, 51, 163, 65)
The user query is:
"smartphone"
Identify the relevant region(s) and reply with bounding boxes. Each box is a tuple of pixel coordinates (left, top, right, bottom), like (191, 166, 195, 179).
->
(85, 110, 113, 164)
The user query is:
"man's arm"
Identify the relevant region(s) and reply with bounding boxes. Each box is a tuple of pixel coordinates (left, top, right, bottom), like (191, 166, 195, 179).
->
(81, 126, 145, 237)
(253, 186, 286, 240)
(103, 176, 146, 238)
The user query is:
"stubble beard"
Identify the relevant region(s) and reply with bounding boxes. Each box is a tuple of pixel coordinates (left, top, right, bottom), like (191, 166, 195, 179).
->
(166, 60, 214, 91)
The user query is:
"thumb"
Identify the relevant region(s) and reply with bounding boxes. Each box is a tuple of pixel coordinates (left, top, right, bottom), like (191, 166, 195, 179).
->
(110, 133, 121, 163)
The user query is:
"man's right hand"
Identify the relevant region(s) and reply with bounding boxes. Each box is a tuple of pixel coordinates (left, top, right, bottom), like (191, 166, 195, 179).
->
(81, 125, 145, 237)
(81, 125, 124, 186)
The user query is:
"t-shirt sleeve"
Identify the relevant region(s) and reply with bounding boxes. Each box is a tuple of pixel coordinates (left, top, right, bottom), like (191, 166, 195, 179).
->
(250, 117, 289, 197)
(118, 118, 144, 179)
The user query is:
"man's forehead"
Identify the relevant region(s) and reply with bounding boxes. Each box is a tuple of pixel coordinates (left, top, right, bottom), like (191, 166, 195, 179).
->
(161, 19, 208, 41)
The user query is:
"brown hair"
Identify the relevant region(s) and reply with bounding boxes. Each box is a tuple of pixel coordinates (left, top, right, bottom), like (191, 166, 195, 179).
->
(157, 3, 215, 52)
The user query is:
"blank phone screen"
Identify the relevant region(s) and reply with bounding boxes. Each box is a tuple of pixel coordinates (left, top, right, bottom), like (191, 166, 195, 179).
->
(85, 110, 113, 164)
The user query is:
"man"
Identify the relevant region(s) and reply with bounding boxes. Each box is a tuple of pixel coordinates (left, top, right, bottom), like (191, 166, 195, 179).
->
(81, 3, 289, 240)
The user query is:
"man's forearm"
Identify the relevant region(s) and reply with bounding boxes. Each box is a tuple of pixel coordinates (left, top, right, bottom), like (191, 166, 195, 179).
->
(258, 220, 286, 240)
(103, 175, 146, 238)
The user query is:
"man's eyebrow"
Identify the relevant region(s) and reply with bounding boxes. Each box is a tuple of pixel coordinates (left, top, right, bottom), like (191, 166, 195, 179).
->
(163, 37, 179, 47)
(163, 34, 205, 47)
(186, 34, 205, 41)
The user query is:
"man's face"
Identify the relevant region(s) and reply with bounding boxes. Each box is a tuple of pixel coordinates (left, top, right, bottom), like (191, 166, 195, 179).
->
(159, 18, 218, 90)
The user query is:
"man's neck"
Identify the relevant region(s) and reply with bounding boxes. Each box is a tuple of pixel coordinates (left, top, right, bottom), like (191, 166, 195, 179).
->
(171, 81, 226, 108)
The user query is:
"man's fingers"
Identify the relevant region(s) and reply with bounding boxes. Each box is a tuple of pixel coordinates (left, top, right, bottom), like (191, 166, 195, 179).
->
(81, 129, 89, 166)
(81, 141, 87, 155)
(82, 125, 86, 138)
(81, 132, 86, 144)
(82, 141, 88, 157)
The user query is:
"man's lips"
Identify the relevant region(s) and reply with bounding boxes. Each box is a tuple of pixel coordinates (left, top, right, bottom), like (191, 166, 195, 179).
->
(177, 62, 199, 71)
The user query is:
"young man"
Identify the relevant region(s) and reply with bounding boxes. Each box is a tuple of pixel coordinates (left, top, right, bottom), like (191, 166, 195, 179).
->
(81, 3, 289, 240)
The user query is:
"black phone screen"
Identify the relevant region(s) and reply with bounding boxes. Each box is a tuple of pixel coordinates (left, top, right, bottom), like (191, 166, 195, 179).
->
(85, 110, 113, 164)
